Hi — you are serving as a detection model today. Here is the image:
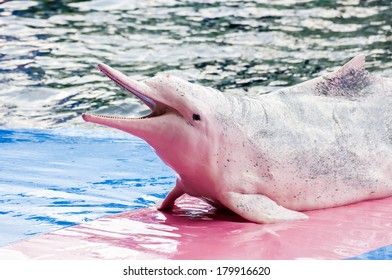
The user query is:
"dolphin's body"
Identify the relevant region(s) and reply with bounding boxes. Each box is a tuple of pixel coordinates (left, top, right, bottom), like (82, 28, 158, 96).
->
(83, 55, 392, 223)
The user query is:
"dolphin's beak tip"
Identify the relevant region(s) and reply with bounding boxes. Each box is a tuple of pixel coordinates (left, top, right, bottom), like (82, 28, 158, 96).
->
(81, 113, 90, 122)
(97, 62, 112, 72)
(97, 63, 105, 71)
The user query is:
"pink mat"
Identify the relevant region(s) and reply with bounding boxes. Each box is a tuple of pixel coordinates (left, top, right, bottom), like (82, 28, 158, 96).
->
(1, 195, 392, 260)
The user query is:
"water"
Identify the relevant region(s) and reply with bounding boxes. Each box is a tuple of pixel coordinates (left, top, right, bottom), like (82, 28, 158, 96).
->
(0, 0, 391, 128)
(0, 0, 391, 247)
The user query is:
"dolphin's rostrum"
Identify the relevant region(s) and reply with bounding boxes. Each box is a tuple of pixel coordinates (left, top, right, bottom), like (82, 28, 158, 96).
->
(83, 55, 392, 223)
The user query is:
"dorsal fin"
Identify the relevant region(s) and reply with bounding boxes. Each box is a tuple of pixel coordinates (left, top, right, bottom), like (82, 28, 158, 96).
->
(315, 55, 373, 98)
(338, 54, 366, 74)
(279, 55, 378, 99)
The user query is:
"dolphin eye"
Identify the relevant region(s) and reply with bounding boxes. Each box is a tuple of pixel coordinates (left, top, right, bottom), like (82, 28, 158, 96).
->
(192, 114, 201, 121)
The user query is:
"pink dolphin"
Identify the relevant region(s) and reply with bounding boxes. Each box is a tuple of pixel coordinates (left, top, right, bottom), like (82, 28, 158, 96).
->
(83, 55, 392, 223)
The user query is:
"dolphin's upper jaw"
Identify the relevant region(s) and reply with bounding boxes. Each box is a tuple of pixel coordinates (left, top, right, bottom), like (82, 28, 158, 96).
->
(85, 63, 179, 121)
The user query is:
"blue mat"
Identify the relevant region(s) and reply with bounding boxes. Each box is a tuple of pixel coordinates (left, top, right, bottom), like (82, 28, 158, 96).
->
(0, 128, 175, 246)
(348, 244, 392, 260)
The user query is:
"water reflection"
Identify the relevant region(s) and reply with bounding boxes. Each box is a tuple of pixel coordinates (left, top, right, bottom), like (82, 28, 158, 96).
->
(0, 0, 391, 128)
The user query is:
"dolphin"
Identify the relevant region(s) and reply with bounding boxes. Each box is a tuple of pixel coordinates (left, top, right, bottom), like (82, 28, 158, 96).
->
(83, 55, 392, 223)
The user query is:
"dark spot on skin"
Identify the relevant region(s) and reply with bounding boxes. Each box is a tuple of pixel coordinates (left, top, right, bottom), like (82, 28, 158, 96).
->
(192, 114, 201, 121)
(315, 68, 371, 99)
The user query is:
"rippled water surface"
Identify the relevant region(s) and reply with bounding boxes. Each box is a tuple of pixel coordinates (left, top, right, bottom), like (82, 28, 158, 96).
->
(0, 0, 391, 247)
(0, 0, 391, 128)
(0, 128, 175, 245)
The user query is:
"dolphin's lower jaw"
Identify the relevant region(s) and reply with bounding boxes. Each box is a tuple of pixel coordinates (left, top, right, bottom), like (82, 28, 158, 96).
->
(82, 105, 174, 123)
(82, 109, 182, 140)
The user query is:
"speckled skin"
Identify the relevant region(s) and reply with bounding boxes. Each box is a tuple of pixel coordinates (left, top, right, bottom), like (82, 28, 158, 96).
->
(83, 55, 392, 223)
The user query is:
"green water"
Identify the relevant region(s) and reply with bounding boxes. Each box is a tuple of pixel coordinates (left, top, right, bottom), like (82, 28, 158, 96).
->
(0, 0, 391, 129)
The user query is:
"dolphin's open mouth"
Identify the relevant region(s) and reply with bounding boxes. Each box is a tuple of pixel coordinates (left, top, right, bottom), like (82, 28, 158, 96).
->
(88, 63, 169, 120)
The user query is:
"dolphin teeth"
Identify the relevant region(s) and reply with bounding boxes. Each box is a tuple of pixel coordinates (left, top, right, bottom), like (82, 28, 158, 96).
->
(88, 107, 168, 120)
(89, 113, 147, 120)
